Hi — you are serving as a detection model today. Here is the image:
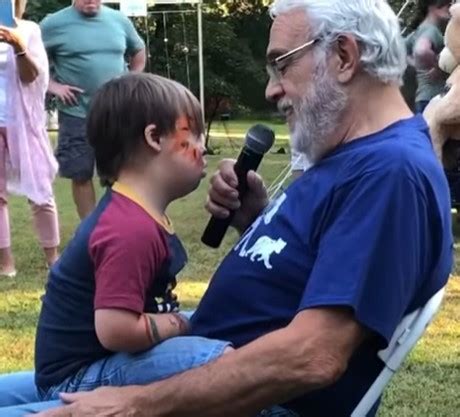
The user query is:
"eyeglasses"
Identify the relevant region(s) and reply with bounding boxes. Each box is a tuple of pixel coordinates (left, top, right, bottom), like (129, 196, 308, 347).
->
(267, 38, 319, 81)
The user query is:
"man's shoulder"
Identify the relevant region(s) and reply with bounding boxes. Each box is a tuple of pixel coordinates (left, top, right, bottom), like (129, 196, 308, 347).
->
(100, 5, 130, 23)
(40, 6, 73, 27)
(333, 116, 445, 187)
(415, 22, 444, 45)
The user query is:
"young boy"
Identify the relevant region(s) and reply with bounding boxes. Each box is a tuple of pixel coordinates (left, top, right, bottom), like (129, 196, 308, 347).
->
(31, 73, 231, 401)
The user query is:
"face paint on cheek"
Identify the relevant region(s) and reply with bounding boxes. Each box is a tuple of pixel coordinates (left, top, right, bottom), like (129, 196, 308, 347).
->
(171, 134, 202, 165)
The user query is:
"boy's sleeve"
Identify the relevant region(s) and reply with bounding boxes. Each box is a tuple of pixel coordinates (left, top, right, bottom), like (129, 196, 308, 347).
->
(89, 221, 166, 314)
(300, 170, 432, 347)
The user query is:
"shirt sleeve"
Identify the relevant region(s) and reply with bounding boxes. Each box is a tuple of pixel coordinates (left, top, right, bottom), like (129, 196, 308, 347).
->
(300, 169, 431, 347)
(89, 221, 167, 314)
(39, 16, 57, 56)
(416, 25, 444, 54)
(121, 14, 145, 55)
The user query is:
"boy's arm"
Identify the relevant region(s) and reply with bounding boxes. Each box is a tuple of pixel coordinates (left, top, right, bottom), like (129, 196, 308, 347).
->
(95, 309, 189, 353)
(90, 216, 184, 353)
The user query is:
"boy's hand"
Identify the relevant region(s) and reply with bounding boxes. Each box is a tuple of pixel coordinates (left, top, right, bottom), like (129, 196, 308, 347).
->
(206, 159, 269, 234)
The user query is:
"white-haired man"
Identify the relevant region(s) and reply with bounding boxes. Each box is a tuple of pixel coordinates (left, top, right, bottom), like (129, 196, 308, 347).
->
(1, 1, 453, 416)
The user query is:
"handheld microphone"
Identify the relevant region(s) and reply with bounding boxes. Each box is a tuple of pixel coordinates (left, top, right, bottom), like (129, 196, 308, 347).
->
(201, 124, 275, 248)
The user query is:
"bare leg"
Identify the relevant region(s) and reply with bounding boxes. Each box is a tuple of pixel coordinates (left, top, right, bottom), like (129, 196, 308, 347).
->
(72, 179, 96, 220)
(0, 248, 15, 277)
(0, 198, 16, 277)
(29, 199, 60, 267)
(0, 201, 15, 276)
(0, 131, 15, 276)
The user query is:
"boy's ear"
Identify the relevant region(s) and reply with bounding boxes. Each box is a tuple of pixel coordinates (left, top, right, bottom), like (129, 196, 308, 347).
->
(144, 124, 161, 152)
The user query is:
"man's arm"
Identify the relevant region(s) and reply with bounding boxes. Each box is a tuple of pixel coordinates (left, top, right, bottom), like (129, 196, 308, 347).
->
(129, 48, 146, 72)
(133, 307, 367, 417)
(44, 307, 366, 417)
(414, 36, 439, 70)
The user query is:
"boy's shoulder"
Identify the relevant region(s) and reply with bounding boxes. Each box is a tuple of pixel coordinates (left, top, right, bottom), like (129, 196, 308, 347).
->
(90, 189, 167, 247)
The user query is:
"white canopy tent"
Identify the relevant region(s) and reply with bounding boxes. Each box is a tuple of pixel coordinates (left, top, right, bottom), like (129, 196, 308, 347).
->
(101, 0, 205, 121)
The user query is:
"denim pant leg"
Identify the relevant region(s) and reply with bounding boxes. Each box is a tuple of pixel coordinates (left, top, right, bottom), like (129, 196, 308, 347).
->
(258, 406, 300, 416)
(0, 371, 39, 407)
(45, 336, 231, 399)
(0, 400, 62, 417)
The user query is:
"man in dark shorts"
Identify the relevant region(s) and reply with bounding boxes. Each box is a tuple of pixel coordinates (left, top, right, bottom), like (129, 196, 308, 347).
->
(40, 0, 146, 219)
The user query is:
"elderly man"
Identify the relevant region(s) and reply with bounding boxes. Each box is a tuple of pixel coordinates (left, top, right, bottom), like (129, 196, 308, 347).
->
(0, 0, 452, 416)
(41, 0, 146, 219)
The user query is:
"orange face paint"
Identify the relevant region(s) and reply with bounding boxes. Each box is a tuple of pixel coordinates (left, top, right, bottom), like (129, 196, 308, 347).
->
(171, 116, 204, 165)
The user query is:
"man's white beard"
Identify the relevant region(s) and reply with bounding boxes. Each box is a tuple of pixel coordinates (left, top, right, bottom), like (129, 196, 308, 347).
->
(291, 59, 348, 163)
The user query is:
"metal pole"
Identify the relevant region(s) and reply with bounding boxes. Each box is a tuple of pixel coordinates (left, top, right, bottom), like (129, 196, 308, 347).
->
(397, 0, 415, 18)
(197, 0, 205, 125)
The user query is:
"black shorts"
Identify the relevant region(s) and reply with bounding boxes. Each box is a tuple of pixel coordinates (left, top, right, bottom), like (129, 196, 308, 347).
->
(56, 112, 95, 181)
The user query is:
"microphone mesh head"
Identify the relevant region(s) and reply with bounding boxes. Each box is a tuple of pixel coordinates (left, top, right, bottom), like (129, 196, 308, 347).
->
(245, 124, 275, 154)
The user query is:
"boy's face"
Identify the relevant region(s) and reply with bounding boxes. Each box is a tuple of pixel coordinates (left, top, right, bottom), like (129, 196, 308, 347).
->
(162, 116, 207, 196)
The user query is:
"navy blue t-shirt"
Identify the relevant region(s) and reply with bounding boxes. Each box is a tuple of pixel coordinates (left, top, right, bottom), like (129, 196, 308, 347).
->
(191, 116, 453, 416)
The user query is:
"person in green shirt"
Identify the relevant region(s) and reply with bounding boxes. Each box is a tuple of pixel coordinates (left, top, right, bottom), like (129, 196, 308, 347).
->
(407, 0, 451, 114)
(40, 0, 146, 219)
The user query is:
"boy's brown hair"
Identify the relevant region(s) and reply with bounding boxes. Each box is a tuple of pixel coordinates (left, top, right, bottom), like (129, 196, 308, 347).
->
(87, 73, 204, 186)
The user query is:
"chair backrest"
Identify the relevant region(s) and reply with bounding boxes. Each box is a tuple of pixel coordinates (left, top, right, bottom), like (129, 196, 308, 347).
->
(351, 287, 446, 417)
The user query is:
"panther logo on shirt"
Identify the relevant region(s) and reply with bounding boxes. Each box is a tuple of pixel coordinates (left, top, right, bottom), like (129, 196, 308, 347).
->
(234, 193, 288, 269)
(245, 236, 287, 269)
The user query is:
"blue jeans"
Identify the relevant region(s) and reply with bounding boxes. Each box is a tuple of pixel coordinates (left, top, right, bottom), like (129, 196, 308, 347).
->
(0, 336, 230, 417)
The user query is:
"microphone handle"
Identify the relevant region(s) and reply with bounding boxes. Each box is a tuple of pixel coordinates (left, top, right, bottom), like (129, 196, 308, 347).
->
(201, 148, 264, 248)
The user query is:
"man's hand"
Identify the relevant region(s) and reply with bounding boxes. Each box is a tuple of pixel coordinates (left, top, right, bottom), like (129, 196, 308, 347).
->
(206, 159, 269, 234)
(49, 81, 84, 106)
(32, 386, 145, 417)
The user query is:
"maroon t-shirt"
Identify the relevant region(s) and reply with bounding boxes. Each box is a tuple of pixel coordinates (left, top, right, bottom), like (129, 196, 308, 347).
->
(35, 182, 187, 389)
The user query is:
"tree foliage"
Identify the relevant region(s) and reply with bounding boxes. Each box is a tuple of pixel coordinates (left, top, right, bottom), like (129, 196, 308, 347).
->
(25, 0, 420, 120)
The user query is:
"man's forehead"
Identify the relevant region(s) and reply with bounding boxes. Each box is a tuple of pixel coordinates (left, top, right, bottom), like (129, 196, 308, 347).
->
(267, 9, 311, 57)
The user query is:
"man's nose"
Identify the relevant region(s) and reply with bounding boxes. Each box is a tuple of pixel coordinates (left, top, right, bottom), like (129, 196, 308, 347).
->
(265, 78, 284, 104)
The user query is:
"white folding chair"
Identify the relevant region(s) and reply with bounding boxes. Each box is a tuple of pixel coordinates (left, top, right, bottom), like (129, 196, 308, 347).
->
(351, 287, 446, 417)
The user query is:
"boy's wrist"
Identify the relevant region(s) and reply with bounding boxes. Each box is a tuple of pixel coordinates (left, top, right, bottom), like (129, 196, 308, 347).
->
(172, 312, 191, 335)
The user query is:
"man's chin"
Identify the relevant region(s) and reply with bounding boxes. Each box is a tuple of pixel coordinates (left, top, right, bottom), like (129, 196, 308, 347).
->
(82, 8, 99, 16)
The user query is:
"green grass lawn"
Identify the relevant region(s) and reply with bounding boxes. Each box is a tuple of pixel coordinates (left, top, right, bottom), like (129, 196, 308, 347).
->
(0, 136, 459, 416)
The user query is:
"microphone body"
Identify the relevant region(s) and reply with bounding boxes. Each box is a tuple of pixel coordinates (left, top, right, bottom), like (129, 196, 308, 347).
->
(201, 125, 275, 248)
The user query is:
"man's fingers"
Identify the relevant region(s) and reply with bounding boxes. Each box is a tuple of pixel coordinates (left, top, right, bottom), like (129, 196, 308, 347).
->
(60, 391, 87, 404)
(205, 197, 231, 219)
(68, 86, 85, 93)
(65, 91, 79, 106)
(247, 171, 266, 197)
(217, 159, 238, 188)
(208, 180, 241, 211)
(210, 170, 239, 199)
(29, 405, 73, 417)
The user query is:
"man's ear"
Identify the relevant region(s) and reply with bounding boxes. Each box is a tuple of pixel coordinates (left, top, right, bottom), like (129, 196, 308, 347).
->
(144, 124, 161, 152)
(333, 34, 360, 84)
